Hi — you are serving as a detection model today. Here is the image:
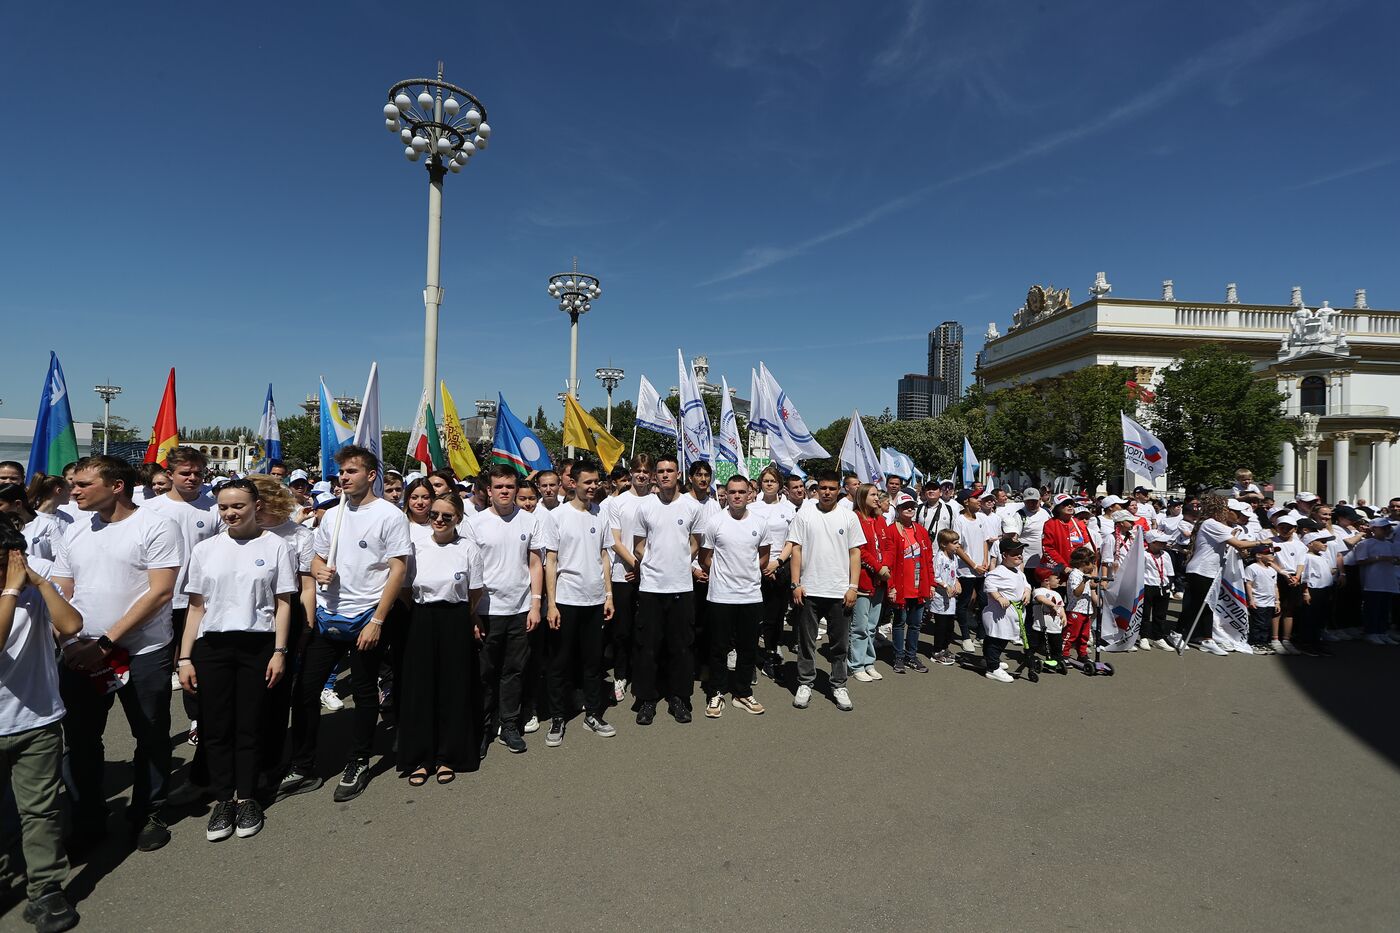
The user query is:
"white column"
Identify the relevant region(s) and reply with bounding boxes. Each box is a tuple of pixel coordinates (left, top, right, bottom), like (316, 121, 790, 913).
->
(1376, 435, 1394, 505)
(1333, 433, 1351, 503)
(1279, 439, 1296, 498)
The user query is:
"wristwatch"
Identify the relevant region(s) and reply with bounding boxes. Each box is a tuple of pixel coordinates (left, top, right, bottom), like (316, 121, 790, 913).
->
(97, 635, 115, 652)
(272, 647, 289, 655)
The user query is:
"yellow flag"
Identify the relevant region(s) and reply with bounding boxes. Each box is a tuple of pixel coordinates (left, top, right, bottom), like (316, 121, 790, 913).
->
(562, 394, 625, 472)
(438, 380, 481, 478)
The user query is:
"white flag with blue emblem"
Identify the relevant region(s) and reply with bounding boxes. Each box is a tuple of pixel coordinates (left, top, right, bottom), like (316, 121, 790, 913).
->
(839, 410, 883, 484)
(716, 375, 747, 476)
(677, 349, 713, 471)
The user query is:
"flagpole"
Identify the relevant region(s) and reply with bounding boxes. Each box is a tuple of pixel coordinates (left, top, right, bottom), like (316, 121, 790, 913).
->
(630, 423, 637, 458)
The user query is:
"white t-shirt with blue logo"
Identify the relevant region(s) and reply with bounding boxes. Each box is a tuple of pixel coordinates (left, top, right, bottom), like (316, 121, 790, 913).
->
(142, 489, 224, 609)
(467, 506, 546, 615)
(548, 502, 609, 606)
(787, 504, 866, 600)
(313, 497, 413, 617)
(701, 508, 767, 605)
(635, 494, 705, 595)
(409, 534, 483, 605)
(184, 531, 298, 635)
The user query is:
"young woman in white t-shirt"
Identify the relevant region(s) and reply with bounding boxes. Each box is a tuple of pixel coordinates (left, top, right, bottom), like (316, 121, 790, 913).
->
(178, 480, 296, 842)
(399, 492, 483, 784)
(403, 478, 435, 543)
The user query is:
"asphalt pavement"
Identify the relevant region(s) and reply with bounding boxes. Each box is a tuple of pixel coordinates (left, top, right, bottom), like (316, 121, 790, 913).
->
(2, 640, 1397, 932)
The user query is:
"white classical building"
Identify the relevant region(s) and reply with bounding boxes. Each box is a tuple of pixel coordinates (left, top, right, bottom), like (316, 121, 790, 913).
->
(976, 275, 1400, 503)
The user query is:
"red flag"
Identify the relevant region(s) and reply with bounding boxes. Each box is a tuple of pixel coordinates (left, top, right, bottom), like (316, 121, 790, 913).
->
(1125, 380, 1156, 403)
(144, 369, 179, 465)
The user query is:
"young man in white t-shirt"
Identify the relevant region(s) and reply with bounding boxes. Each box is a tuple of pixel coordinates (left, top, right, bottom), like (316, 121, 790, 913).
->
(1002, 487, 1049, 568)
(631, 454, 705, 725)
(140, 446, 223, 728)
(467, 464, 546, 753)
(544, 461, 615, 746)
(52, 455, 183, 853)
(1, 516, 84, 930)
(759, 474, 804, 678)
(281, 445, 410, 802)
(786, 469, 865, 712)
(699, 475, 770, 717)
(603, 455, 654, 702)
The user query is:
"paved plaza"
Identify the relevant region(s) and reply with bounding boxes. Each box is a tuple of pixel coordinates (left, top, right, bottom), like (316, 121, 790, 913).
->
(1, 644, 1396, 932)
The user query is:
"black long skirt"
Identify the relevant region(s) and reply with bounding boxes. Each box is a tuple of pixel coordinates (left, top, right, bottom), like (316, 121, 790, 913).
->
(397, 600, 482, 774)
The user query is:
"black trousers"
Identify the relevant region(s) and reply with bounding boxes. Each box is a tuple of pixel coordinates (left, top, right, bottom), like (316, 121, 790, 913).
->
(522, 612, 549, 722)
(1142, 584, 1171, 640)
(59, 647, 173, 828)
(171, 607, 198, 721)
(633, 591, 696, 704)
(398, 601, 480, 773)
(258, 599, 304, 779)
(692, 579, 710, 681)
(1297, 588, 1332, 647)
(930, 612, 956, 653)
(760, 564, 791, 654)
(290, 630, 385, 770)
(955, 575, 985, 641)
(548, 603, 607, 718)
(192, 632, 273, 801)
(480, 612, 529, 730)
(1177, 572, 1216, 640)
(705, 602, 760, 699)
(983, 636, 1009, 671)
(611, 579, 639, 681)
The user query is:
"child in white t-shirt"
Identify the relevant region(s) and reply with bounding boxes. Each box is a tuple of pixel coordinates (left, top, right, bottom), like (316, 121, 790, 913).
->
(1063, 549, 1097, 662)
(929, 529, 961, 666)
(1244, 547, 1278, 653)
(1297, 532, 1337, 656)
(1031, 565, 1067, 671)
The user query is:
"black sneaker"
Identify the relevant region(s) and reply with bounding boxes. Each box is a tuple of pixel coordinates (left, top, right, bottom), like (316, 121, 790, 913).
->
(235, 799, 264, 838)
(134, 815, 170, 852)
(276, 769, 323, 799)
(205, 800, 235, 842)
(332, 758, 370, 802)
(545, 717, 565, 747)
(670, 697, 692, 724)
(636, 700, 656, 725)
(497, 727, 528, 753)
(909, 657, 930, 673)
(22, 891, 79, 933)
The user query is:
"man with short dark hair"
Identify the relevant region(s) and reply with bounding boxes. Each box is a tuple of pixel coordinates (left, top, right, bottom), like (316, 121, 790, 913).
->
(468, 464, 546, 753)
(268, 460, 288, 481)
(917, 480, 958, 536)
(282, 445, 409, 802)
(699, 475, 769, 717)
(631, 455, 705, 725)
(536, 470, 562, 510)
(837, 472, 860, 511)
(602, 455, 654, 702)
(53, 455, 183, 851)
(787, 469, 864, 712)
(0, 462, 25, 489)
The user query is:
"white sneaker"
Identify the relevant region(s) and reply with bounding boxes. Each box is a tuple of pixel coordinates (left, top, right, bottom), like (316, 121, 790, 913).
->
(865, 667, 883, 681)
(1199, 639, 1229, 656)
(985, 668, 1014, 683)
(613, 678, 627, 702)
(853, 669, 873, 682)
(1166, 632, 1183, 649)
(999, 661, 1010, 671)
(171, 672, 182, 691)
(1320, 629, 1343, 643)
(793, 685, 812, 709)
(1279, 639, 1302, 656)
(963, 638, 977, 653)
(726, 649, 737, 671)
(1385, 634, 1400, 645)
(1152, 638, 1171, 650)
(832, 686, 853, 711)
(816, 624, 827, 640)
(1269, 638, 1287, 655)
(320, 689, 345, 711)
(523, 715, 540, 734)
(878, 623, 893, 640)
(1139, 638, 1152, 651)
(1343, 627, 1364, 640)
(1365, 633, 1391, 646)
(1128, 642, 1139, 651)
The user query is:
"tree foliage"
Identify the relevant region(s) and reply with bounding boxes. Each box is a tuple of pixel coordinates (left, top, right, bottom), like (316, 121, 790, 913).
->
(278, 415, 319, 471)
(1044, 365, 1133, 493)
(1145, 343, 1293, 493)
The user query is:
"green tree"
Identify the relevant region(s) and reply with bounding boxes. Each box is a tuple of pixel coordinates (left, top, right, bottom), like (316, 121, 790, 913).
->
(180, 425, 257, 442)
(93, 414, 140, 446)
(977, 384, 1059, 481)
(1044, 365, 1133, 493)
(278, 415, 319, 471)
(382, 430, 411, 472)
(1146, 343, 1293, 493)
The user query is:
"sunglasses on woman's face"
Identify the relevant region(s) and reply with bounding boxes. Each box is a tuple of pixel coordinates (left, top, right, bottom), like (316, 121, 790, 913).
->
(429, 511, 456, 522)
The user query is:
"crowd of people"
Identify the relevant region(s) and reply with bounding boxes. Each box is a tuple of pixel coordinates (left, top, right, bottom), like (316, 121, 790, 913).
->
(1, 451, 1398, 932)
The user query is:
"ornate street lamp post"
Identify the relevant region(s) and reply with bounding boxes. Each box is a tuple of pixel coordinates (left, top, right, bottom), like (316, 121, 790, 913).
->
(595, 366, 625, 432)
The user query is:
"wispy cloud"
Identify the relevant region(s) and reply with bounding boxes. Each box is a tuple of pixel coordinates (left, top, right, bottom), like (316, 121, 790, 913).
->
(1289, 154, 1400, 190)
(700, 2, 1330, 287)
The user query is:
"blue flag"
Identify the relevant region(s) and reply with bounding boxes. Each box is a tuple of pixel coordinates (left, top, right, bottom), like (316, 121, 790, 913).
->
(490, 393, 553, 475)
(318, 378, 354, 477)
(257, 384, 282, 470)
(27, 352, 79, 478)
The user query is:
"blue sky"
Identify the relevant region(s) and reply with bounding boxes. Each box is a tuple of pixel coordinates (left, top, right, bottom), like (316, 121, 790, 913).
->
(3, 0, 1396, 435)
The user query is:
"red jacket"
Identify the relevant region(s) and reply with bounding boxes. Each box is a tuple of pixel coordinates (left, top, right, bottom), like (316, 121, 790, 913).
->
(886, 521, 933, 602)
(857, 515, 891, 593)
(1043, 516, 1094, 568)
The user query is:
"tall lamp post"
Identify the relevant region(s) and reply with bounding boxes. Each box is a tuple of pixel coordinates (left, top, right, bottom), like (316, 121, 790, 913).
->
(595, 365, 625, 431)
(548, 259, 601, 457)
(94, 383, 122, 454)
(383, 62, 491, 404)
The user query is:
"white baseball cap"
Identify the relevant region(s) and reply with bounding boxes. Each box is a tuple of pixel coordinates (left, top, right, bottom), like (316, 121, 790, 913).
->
(1226, 498, 1250, 512)
(1303, 531, 1334, 545)
(1146, 530, 1173, 544)
(1296, 491, 1319, 503)
(288, 468, 310, 485)
(1100, 495, 1126, 508)
(1110, 510, 1134, 522)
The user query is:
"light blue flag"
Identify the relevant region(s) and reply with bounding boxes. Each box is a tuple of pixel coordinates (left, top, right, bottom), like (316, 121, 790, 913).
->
(318, 378, 354, 477)
(256, 384, 282, 472)
(962, 437, 979, 487)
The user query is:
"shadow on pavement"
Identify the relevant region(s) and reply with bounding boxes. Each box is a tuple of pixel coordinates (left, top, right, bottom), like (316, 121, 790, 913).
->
(1281, 645, 1399, 768)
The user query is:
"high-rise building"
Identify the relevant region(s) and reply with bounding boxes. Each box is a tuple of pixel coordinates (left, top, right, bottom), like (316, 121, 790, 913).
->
(927, 377, 949, 418)
(896, 373, 931, 420)
(927, 321, 964, 413)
